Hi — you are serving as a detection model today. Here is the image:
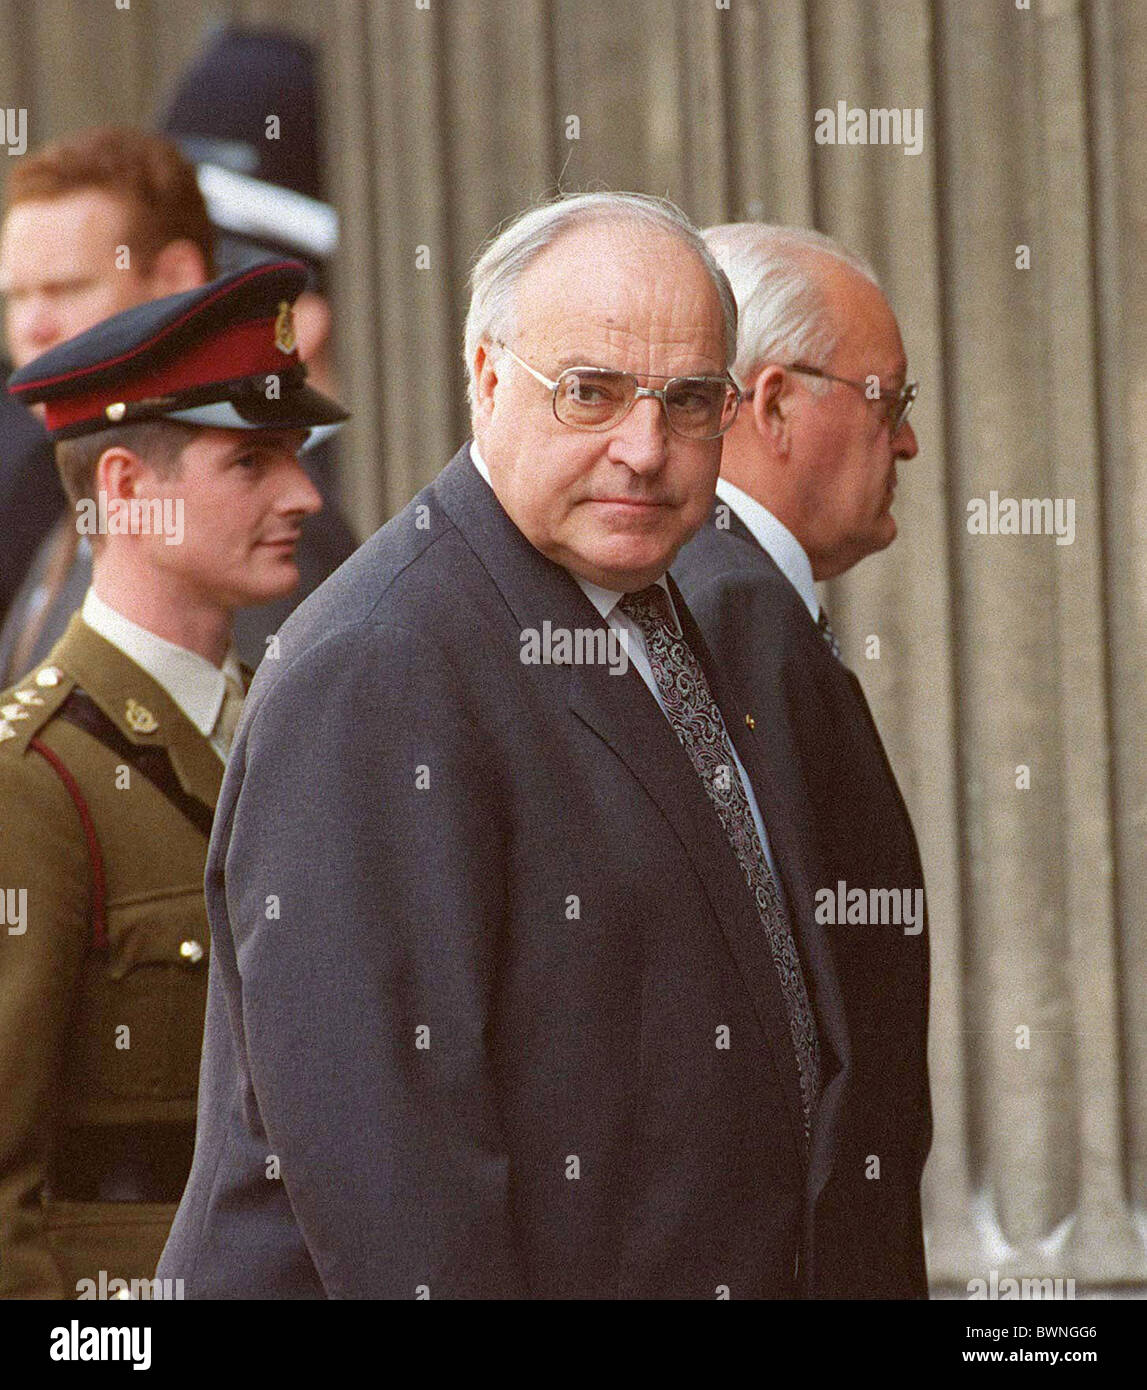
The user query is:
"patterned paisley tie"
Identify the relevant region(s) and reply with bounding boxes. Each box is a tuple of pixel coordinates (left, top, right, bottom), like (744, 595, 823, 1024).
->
(619, 584, 821, 1137)
(817, 607, 842, 662)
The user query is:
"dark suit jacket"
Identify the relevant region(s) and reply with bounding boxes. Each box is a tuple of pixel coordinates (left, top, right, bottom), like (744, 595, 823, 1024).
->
(159, 446, 859, 1299)
(0, 380, 62, 625)
(673, 504, 932, 1298)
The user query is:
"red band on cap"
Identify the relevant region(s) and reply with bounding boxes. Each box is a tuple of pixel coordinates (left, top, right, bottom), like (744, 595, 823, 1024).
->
(44, 317, 298, 431)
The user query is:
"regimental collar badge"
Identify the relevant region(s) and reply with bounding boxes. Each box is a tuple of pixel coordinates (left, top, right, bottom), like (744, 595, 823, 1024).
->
(274, 300, 297, 355)
(125, 698, 159, 734)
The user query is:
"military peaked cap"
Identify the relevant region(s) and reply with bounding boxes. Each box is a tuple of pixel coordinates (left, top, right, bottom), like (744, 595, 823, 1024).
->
(7, 259, 348, 439)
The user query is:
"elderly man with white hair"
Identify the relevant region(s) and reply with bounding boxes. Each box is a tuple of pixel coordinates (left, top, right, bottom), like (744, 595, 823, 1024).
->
(160, 192, 869, 1299)
(673, 223, 932, 1298)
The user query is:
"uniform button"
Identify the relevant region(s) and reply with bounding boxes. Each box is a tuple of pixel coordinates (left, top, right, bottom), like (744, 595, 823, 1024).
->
(35, 666, 63, 688)
(179, 939, 205, 964)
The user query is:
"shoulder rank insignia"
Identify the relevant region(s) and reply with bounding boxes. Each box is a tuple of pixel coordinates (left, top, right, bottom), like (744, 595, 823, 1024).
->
(274, 300, 297, 355)
(13, 688, 44, 706)
(1, 704, 28, 721)
(125, 698, 159, 734)
(0, 721, 15, 742)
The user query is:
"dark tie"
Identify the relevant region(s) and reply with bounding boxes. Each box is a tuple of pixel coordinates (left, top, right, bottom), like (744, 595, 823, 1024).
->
(817, 607, 841, 662)
(619, 584, 821, 1137)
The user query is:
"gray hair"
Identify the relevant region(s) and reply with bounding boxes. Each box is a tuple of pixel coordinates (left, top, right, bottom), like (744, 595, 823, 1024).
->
(701, 223, 880, 389)
(464, 192, 738, 414)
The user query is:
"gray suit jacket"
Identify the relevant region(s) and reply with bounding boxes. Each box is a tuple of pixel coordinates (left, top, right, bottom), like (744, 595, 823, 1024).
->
(674, 504, 932, 1298)
(159, 446, 854, 1298)
(0, 379, 63, 625)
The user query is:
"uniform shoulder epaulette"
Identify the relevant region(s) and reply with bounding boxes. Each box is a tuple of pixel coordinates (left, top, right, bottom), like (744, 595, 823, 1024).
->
(0, 662, 77, 755)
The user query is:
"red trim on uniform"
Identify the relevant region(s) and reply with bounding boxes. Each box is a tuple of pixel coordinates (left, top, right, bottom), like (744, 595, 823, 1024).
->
(29, 736, 108, 951)
(43, 317, 297, 430)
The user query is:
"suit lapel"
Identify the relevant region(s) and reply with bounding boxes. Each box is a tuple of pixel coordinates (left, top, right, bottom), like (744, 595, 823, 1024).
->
(681, 526, 857, 1192)
(566, 656, 808, 1157)
(54, 615, 224, 811)
(674, 577, 853, 1169)
(728, 507, 924, 894)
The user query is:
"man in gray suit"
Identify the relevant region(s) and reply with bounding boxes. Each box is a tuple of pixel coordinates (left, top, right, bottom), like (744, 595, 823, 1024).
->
(160, 193, 857, 1299)
(673, 224, 931, 1296)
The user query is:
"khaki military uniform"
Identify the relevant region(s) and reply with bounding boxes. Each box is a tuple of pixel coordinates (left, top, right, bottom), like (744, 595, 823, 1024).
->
(0, 614, 224, 1298)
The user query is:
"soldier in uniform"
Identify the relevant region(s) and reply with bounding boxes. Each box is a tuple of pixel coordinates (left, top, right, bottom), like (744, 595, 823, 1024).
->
(0, 258, 348, 1298)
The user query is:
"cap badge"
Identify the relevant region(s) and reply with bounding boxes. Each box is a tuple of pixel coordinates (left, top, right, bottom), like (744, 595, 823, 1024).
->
(105, 402, 127, 422)
(125, 699, 159, 734)
(274, 301, 297, 355)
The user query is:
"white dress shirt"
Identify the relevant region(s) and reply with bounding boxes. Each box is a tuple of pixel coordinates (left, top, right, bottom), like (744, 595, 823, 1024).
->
(469, 443, 779, 876)
(81, 587, 244, 763)
(714, 477, 820, 622)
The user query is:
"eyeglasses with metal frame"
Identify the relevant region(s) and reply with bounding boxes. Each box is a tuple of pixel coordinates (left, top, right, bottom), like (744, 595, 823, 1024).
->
(743, 362, 918, 435)
(495, 342, 743, 440)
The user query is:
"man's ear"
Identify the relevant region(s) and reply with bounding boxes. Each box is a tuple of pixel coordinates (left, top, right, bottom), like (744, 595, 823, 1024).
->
(751, 364, 793, 457)
(145, 239, 208, 296)
(95, 445, 148, 504)
(472, 341, 500, 427)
